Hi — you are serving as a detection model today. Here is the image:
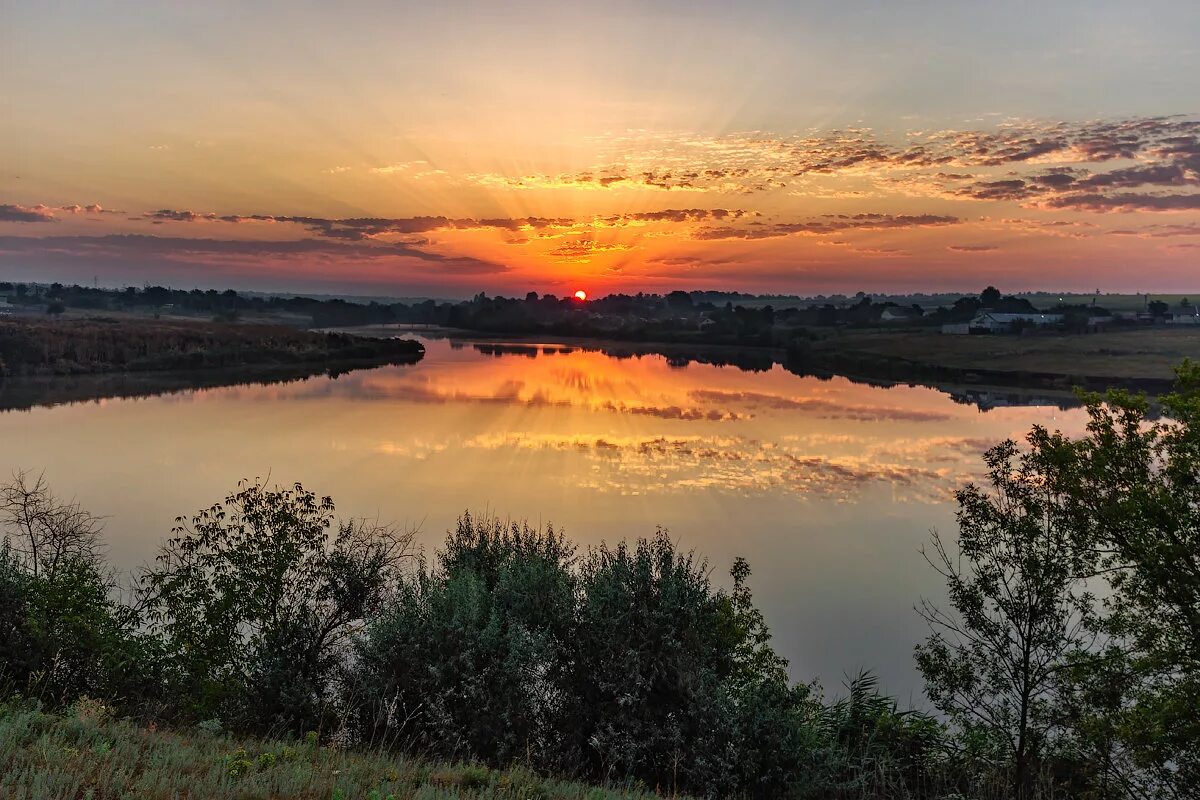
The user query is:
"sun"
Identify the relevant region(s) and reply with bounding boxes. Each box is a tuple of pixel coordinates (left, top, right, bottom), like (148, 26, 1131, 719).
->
(574, 289, 588, 301)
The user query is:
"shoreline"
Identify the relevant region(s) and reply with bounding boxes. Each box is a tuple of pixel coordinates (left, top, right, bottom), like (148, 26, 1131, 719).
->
(332, 323, 1189, 397)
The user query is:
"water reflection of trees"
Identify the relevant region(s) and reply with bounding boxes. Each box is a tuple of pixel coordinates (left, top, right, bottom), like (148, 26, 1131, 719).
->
(0, 362, 399, 413)
(465, 341, 1099, 410)
(7, 334, 1165, 413)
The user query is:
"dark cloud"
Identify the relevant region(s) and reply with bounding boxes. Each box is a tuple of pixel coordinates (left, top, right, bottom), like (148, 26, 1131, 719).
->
(0, 204, 57, 223)
(1107, 223, 1200, 238)
(1041, 193, 1200, 212)
(1072, 163, 1196, 190)
(694, 213, 960, 240)
(139, 208, 749, 240)
(0, 234, 509, 274)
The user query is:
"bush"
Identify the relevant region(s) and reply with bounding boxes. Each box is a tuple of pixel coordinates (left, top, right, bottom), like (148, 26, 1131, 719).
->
(141, 479, 415, 733)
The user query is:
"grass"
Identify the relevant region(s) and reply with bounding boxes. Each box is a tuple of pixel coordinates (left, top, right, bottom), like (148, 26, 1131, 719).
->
(0, 316, 423, 377)
(0, 704, 675, 800)
(803, 326, 1200, 384)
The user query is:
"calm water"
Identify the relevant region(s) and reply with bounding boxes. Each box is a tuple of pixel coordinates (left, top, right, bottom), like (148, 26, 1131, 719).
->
(0, 336, 1085, 701)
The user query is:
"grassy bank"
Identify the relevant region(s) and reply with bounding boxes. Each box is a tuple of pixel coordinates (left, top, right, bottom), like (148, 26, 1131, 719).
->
(0, 705, 673, 800)
(0, 317, 423, 378)
(787, 326, 1200, 392)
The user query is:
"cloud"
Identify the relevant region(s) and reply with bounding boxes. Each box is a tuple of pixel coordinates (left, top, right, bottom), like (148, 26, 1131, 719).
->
(460, 431, 958, 500)
(1040, 193, 1200, 213)
(548, 240, 633, 261)
(0, 233, 509, 274)
(947, 244, 1000, 252)
(461, 117, 1200, 215)
(0, 204, 57, 223)
(693, 213, 960, 240)
(1107, 223, 1200, 238)
(687, 389, 956, 422)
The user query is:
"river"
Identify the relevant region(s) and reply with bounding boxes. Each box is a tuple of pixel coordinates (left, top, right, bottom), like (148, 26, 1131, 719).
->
(0, 335, 1087, 702)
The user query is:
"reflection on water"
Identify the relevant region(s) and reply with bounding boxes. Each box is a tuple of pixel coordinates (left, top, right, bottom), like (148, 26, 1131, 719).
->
(0, 336, 1087, 701)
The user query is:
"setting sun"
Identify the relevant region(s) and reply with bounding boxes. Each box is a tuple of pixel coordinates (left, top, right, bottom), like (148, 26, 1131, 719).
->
(574, 290, 588, 301)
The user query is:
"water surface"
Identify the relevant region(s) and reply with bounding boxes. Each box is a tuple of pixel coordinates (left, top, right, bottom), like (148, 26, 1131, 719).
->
(0, 336, 1085, 701)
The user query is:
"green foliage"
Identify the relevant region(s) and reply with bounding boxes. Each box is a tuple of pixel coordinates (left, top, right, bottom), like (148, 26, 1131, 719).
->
(141, 479, 415, 733)
(353, 520, 944, 798)
(915, 361, 1200, 799)
(352, 515, 579, 768)
(1044, 363, 1200, 796)
(0, 473, 156, 708)
(916, 438, 1098, 797)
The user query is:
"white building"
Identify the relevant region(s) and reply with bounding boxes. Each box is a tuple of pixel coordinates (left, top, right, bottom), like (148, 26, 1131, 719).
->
(880, 306, 923, 322)
(943, 312, 1064, 334)
(1168, 312, 1200, 325)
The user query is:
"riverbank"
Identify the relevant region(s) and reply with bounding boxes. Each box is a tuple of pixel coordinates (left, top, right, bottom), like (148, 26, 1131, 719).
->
(0, 316, 424, 378)
(336, 323, 1198, 396)
(786, 326, 1199, 394)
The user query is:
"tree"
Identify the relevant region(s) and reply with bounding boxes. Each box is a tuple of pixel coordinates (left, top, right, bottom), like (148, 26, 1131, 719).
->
(352, 514, 577, 768)
(0, 470, 104, 580)
(1048, 369, 1200, 796)
(665, 290, 694, 309)
(916, 438, 1097, 799)
(141, 479, 415, 732)
(0, 473, 153, 707)
(981, 286, 1003, 307)
(1148, 300, 1169, 317)
(45, 301, 65, 316)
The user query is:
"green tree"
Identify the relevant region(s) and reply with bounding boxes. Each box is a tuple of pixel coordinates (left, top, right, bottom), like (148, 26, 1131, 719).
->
(141, 479, 415, 733)
(1050, 367, 1200, 796)
(916, 438, 1097, 799)
(0, 473, 153, 707)
(981, 286, 1003, 306)
(352, 514, 577, 768)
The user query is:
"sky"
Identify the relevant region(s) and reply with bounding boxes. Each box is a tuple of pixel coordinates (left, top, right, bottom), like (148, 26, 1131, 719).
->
(2, 0, 1199, 297)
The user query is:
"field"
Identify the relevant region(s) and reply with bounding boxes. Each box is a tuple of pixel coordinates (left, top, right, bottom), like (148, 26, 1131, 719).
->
(0, 706, 674, 800)
(0, 316, 424, 377)
(793, 326, 1200, 391)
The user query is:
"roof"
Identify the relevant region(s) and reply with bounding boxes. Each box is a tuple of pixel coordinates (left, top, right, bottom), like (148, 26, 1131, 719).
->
(974, 312, 1063, 323)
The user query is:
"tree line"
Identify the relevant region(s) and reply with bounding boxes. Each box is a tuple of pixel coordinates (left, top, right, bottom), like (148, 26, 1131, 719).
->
(0, 317, 423, 377)
(2, 366, 1199, 798)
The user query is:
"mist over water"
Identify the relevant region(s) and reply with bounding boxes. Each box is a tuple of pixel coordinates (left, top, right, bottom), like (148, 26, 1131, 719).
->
(0, 335, 1087, 701)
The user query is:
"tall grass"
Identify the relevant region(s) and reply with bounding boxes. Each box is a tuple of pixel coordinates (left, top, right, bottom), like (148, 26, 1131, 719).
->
(0, 702, 679, 800)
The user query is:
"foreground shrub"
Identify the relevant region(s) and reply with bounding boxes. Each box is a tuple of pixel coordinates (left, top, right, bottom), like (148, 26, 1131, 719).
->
(141, 479, 416, 733)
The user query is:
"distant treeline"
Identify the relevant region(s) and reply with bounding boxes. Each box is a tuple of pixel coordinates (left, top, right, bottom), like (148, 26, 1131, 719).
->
(3, 281, 1136, 344)
(0, 317, 423, 377)
(2, 367, 1199, 798)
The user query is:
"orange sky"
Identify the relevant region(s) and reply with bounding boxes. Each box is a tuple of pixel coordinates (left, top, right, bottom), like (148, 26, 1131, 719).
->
(3, 2, 1199, 296)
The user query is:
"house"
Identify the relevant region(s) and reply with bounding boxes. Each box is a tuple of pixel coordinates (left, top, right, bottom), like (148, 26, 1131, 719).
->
(969, 312, 1063, 333)
(1168, 312, 1200, 325)
(880, 306, 923, 323)
(943, 312, 1064, 334)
